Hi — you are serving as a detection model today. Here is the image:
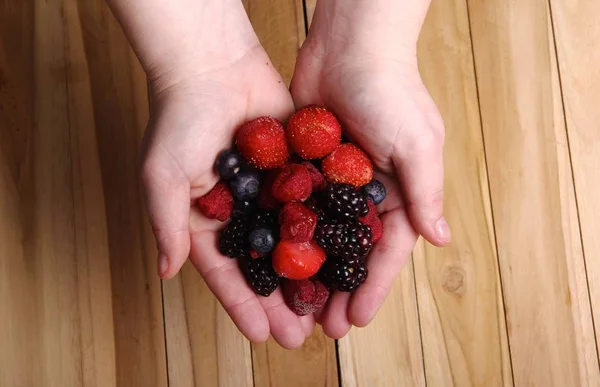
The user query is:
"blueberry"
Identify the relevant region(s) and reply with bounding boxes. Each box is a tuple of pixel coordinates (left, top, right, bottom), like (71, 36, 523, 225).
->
(362, 179, 386, 205)
(215, 149, 242, 180)
(232, 200, 256, 217)
(230, 170, 261, 201)
(249, 227, 275, 253)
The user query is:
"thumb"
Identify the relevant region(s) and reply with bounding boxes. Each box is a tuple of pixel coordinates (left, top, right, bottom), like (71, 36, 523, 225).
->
(141, 152, 191, 279)
(393, 126, 450, 247)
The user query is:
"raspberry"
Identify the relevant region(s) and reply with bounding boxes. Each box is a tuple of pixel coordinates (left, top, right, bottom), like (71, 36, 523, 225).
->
(319, 260, 368, 292)
(245, 256, 279, 296)
(271, 164, 312, 203)
(283, 279, 330, 316)
(197, 182, 233, 221)
(286, 105, 342, 159)
(322, 143, 373, 187)
(219, 216, 250, 259)
(302, 162, 327, 191)
(258, 169, 281, 210)
(359, 200, 384, 243)
(273, 240, 326, 280)
(235, 116, 290, 169)
(324, 183, 369, 221)
(314, 222, 373, 265)
(279, 202, 317, 242)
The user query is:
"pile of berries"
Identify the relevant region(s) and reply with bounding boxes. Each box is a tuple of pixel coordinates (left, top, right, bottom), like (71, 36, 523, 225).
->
(197, 106, 386, 316)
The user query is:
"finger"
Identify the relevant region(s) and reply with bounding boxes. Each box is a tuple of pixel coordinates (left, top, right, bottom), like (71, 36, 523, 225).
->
(320, 292, 352, 339)
(299, 314, 316, 337)
(258, 290, 306, 349)
(141, 151, 191, 279)
(189, 230, 270, 343)
(348, 209, 418, 327)
(314, 308, 325, 324)
(393, 129, 450, 246)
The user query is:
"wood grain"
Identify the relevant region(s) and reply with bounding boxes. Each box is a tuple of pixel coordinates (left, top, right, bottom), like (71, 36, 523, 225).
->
(76, 0, 168, 385)
(550, 0, 600, 354)
(468, 0, 600, 385)
(337, 261, 425, 387)
(0, 0, 118, 385)
(412, 0, 513, 385)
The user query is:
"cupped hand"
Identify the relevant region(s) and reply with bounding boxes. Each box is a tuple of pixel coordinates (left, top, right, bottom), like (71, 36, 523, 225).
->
(290, 5, 450, 338)
(141, 45, 314, 349)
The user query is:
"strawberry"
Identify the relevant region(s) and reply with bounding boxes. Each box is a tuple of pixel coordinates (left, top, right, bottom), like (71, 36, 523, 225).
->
(279, 202, 317, 242)
(359, 200, 384, 243)
(271, 164, 312, 202)
(272, 240, 326, 280)
(197, 182, 233, 221)
(302, 162, 327, 191)
(322, 144, 373, 187)
(286, 105, 342, 159)
(283, 279, 330, 316)
(235, 116, 290, 169)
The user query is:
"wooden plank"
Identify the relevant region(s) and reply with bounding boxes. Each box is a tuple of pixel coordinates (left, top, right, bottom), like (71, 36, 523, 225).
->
(75, 0, 168, 385)
(163, 262, 254, 387)
(412, 0, 513, 385)
(338, 261, 425, 387)
(550, 0, 600, 355)
(0, 0, 117, 385)
(467, 0, 600, 385)
(305, 0, 316, 25)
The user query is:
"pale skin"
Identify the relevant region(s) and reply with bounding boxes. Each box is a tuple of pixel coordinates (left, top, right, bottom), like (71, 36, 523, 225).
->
(107, 0, 451, 348)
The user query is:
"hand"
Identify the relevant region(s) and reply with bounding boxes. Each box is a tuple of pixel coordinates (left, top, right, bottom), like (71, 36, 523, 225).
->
(290, 0, 450, 338)
(120, 0, 314, 348)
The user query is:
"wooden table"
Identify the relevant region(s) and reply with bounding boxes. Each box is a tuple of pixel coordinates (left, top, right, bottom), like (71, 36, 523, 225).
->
(1, 0, 599, 385)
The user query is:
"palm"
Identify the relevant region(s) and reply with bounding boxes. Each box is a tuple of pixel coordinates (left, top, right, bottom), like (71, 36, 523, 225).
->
(142, 47, 313, 349)
(290, 48, 431, 338)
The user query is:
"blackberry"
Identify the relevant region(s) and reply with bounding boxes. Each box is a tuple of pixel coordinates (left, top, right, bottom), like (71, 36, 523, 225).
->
(251, 210, 278, 229)
(219, 216, 250, 259)
(319, 260, 368, 292)
(306, 197, 328, 223)
(314, 222, 373, 264)
(246, 257, 279, 296)
(324, 184, 369, 220)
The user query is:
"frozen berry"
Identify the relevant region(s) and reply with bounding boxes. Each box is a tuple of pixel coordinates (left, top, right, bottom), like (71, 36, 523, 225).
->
(273, 240, 326, 280)
(249, 227, 275, 253)
(324, 183, 369, 220)
(314, 222, 373, 264)
(219, 216, 250, 259)
(283, 279, 330, 316)
(197, 182, 233, 221)
(302, 162, 327, 191)
(215, 149, 242, 179)
(232, 200, 256, 217)
(362, 179, 386, 205)
(279, 202, 318, 242)
(230, 170, 260, 201)
(246, 256, 279, 296)
(251, 210, 279, 229)
(271, 164, 312, 203)
(322, 143, 373, 187)
(359, 200, 384, 243)
(286, 105, 342, 159)
(258, 169, 281, 210)
(319, 260, 368, 292)
(235, 116, 290, 169)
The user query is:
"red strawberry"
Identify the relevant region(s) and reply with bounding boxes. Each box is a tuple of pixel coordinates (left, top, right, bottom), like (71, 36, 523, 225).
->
(273, 240, 326, 280)
(235, 116, 290, 169)
(271, 164, 312, 202)
(283, 279, 330, 316)
(322, 143, 373, 187)
(302, 162, 327, 191)
(279, 202, 317, 242)
(258, 169, 281, 210)
(359, 200, 384, 243)
(286, 105, 342, 159)
(197, 182, 233, 221)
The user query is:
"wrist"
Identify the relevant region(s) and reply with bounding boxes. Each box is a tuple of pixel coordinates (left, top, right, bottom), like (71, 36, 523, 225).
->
(107, 0, 260, 89)
(307, 0, 430, 62)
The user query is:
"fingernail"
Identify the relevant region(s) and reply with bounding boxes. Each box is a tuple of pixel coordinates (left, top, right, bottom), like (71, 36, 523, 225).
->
(158, 253, 169, 277)
(435, 217, 451, 243)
